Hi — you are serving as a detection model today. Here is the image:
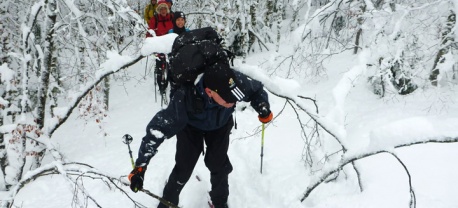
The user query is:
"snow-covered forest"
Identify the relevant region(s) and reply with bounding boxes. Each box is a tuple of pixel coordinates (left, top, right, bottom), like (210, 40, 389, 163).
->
(1, 0, 458, 207)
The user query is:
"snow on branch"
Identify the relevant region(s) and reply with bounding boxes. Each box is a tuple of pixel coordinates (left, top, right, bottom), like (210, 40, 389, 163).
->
(233, 63, 346, 144)
(46, 53, 143, 136)
(22, 0, 44, 47)
(390, 0, 448, 40)
(234, 60, 458, 206)
(0, 162, 149, 208)
(300, 136, 458, 203)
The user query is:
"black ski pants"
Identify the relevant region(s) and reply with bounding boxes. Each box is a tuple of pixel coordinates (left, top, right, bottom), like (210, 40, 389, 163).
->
(157, 118, 234, 208)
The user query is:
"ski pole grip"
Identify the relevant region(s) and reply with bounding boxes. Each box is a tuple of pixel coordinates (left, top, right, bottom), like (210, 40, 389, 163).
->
(123, 134, 133, 144)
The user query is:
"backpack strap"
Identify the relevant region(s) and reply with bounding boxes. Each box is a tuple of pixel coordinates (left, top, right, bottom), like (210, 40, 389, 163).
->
(153, 13, 173, 29)
(185, 85, 204, 114)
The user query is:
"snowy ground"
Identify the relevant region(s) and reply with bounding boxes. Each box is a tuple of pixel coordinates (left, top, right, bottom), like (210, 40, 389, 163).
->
(9, 49, 458, 208)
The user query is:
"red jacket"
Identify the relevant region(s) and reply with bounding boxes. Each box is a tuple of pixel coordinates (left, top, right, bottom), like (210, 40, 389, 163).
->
(147, 13, 173, 37)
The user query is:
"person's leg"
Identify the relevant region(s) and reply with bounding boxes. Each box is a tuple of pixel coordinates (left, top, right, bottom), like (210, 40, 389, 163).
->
(204, 118, 234, 207)
(158, 126, 203, 208)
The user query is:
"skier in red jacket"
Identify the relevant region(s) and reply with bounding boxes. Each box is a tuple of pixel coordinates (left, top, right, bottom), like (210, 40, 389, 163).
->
(146, 0, 173, 37)
(146, 0, 174, 103)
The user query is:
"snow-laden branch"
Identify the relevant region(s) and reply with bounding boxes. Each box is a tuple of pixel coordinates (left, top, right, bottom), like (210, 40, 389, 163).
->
(300, 135, 458, 202)
(46, 52, 143, 135)
(247, 25, 270, 51)
(233, 63, 346, 144)
(0, 160, 179, 208)
(23, 0, 44, 48)
(1, 161, 65, 208)
(390, 0, 448, 40)
(42, 31, 176, 136)
(324, 50, 370, 148)
(234, 58, 458, 205)
(29, 135, 64, 162)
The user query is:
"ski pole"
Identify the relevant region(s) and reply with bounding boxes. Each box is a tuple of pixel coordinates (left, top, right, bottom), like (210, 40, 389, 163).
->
(122, 134, 179, 208)
(123, 134, 140, 192)
(122, 134, 135, 169)
(260, 123, 265, 174)
(145, 56, 149, 79)
(154, 55, 157, 103)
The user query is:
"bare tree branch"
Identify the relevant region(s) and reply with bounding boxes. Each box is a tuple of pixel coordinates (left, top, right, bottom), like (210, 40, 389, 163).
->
(300, 136, 458, 202)
(47, 54, 144, 136)
(1, 161, 180, 208)
(386, 152, 416, 208)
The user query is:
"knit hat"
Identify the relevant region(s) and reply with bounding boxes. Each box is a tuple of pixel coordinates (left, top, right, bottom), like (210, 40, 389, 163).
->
(172, 11, 186, 34)
(156, 0, 170, 13)
(203, 67, 244, 103)
(173, 11, 186, 22)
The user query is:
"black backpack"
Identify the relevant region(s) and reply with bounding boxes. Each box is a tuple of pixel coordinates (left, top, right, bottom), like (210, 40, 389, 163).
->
(169, 27, 233, 85)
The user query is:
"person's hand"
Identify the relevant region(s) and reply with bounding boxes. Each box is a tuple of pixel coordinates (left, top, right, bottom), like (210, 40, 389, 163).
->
(258, 103, 273, 123)
(128, 166, 146, 192)
(258, 111, 273, 123)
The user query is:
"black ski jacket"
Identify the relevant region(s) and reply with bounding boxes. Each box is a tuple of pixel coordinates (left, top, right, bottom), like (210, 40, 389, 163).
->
(135, 70, 270, 166)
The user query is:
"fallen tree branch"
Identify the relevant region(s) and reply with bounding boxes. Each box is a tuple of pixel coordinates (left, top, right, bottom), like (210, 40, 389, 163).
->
(300, 136, 458, 202)
(1, 162, 179, 208)
(386, 152, 416, 208)
(234, 64, 347, 150)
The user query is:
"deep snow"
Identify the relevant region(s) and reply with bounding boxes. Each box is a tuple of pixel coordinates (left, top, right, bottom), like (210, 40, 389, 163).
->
(8, 47, 458, 208)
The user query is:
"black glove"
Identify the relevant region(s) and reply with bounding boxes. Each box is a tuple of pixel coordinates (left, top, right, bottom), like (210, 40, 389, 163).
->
(128, 166, 146, 192)
(257, 102, 273, 123)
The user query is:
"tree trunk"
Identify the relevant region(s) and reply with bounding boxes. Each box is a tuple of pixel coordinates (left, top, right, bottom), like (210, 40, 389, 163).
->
(266, 0, 274, 28)
(235, 1, 248, 62)
(430, 49, 446, 86)
(354, 28, 362, 54)
(0, 114, 6, 191)
(0, 8, 7, 190)
(275, 0, 283, 52)
(354, 4, 366, 54)
(103, 77, 110, 109)
(37, 0, 57, 129)
(0, 12, 8, 64)
(389, 0, 396, 12)
(429, 12, 455, 86)
(454, 63, 457, 80)
(248, 3, 256, 53)
(32, 0, 58, 171)
(107, 7, 115, 50)
(77, 2, 86, 83)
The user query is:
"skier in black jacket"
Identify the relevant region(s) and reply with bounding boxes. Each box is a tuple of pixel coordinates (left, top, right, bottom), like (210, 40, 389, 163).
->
(128, 66, 273, 208)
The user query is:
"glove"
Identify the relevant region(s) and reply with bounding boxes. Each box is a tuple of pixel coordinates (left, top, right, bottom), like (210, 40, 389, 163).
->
(258, 102, 273, 123)
(258, 112, 273, 123)
(128, 166, 146, 192)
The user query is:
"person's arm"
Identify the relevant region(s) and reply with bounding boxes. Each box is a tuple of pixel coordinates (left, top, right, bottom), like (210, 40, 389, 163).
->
(234, 70, 272, 122)
(135, 88, 189, 167)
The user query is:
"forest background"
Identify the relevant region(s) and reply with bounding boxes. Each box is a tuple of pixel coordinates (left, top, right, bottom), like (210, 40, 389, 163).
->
(1, 0, 458, 207)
